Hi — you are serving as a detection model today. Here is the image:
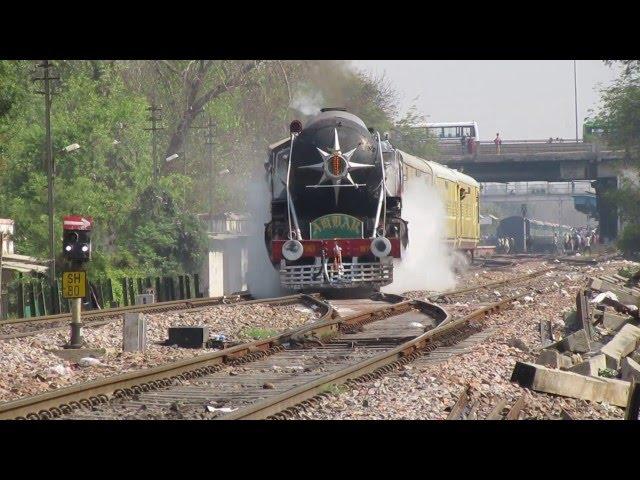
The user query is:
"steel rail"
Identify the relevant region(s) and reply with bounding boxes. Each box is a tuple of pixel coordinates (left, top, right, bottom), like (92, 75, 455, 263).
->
(0, 293, 331, 341)
(428, 266, 557, 300)
(224, 290, 528, 420)
(1, 294, 420, 420)
(0, 291, 252, 328)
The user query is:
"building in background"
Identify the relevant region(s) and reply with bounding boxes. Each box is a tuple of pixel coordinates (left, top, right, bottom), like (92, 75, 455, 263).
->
(198, 212, 250, 297)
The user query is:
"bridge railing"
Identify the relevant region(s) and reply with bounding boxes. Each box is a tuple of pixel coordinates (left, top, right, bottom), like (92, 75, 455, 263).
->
(437, 140, 595, 157)
(480, 181, 595, 196)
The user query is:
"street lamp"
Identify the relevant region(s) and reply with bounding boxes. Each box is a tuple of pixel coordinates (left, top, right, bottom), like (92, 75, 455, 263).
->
(218, 168, 230, 176)
(165, 153, 179, 162)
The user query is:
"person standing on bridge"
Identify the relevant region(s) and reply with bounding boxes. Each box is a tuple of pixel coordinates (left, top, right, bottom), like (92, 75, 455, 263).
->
(494, 133, 502, 154)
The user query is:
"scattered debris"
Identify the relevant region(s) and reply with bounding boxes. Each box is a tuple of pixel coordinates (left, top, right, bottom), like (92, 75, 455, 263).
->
(205, 405, 238, 413)
(511, 361, 630, 407)
(77, 357, 103, 367)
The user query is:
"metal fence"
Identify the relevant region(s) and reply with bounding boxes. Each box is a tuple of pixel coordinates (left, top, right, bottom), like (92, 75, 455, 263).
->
(1, 272, 203, 320)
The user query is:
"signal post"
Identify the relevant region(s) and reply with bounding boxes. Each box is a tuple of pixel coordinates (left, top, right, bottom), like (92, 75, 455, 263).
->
(61, 215, 93, 349)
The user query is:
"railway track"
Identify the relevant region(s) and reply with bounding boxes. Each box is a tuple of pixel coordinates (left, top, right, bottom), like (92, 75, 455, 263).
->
(0, 293, 329, 341)
(0, 255, 620, 420)
(0, 285, 532, 420)
(0, 293, 401, 419)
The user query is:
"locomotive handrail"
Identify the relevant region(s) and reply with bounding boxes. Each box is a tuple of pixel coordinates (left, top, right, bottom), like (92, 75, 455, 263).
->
(372, 131, 387, 238)
(285, 133, 302, 240)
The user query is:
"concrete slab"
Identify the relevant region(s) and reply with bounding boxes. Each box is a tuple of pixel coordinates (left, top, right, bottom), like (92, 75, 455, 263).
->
(600, 323, 640, 369)
(51, 348, 106, 363)
(123, 312, 147, 352)
(134, 293, 155, 305)
(621, 356, 640, 383)
(591, 278, 640, 306)
(511, 361, 630, 407)
(602, 311, 635, 332)
(568, 354, 607, 377)
(536, 349, 572, 369)
(548, 329, 591, 354)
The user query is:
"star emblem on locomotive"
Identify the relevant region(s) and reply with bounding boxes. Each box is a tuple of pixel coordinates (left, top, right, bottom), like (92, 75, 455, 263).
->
(299, 128, 373, 203)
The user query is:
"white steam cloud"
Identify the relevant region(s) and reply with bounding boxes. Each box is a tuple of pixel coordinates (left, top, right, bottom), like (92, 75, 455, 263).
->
(290, 90, 324, 116)
(382, 180, 458, 294)
(245, 172, 287, 299)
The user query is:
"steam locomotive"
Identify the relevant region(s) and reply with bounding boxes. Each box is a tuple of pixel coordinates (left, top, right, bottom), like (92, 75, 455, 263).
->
(264, 108, 480, 290)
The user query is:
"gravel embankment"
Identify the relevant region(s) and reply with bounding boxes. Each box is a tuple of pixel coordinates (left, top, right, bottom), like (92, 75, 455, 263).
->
(0, 302, 321, 403)
(298, 260, 638, 420)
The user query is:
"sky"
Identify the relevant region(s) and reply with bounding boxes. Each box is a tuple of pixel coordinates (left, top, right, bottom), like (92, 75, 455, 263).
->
(352, 60, 622, 141)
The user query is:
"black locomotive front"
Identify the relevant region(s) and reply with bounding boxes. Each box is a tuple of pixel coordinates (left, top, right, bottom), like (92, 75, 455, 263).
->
(264, 108, 405, 290)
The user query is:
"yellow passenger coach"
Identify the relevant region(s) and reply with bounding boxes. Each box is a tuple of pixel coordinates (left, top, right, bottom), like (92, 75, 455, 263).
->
(398, 150, 480, 252)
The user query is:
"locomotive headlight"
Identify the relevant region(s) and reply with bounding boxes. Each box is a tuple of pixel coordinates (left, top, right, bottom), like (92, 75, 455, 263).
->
(282, 240, 304, 261)
(65, 245, 72, 252)
(323, 154, 348, 180)
(81, 245, 89, 252)
(370, 237, 392, 258)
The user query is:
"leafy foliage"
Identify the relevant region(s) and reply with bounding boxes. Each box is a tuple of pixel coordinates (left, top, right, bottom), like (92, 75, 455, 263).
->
(0, 60, 434, 278)
(597, 61, 640, 256)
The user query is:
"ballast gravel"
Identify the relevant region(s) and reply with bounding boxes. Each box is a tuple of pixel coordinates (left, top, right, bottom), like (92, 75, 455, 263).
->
(297, 259, 638, 420)
(0, 302, 321, 403)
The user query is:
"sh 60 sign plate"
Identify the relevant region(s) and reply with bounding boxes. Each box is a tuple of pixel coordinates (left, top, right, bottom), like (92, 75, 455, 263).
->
(62, 271, 87, 299)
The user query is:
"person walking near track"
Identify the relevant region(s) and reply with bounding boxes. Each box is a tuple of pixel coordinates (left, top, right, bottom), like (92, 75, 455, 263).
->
(584, 233, 591, 255)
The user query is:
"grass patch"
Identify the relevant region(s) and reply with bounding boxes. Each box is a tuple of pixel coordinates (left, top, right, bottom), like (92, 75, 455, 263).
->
(242, 327, 279, 340)
(321, 383, 349, 396)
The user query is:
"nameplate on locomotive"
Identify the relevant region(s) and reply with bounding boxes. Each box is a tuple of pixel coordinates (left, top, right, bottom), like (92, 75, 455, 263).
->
(310, 214, 363, 239)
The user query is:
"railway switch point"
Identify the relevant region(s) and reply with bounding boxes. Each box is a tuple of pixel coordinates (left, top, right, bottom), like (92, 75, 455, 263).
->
(123, 313, 147, 352)
(168, 326, 210, 348)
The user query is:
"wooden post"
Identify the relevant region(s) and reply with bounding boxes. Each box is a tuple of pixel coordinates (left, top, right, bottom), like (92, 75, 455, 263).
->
(39, 279, 48, 316)
(97, 280, 104, 308)
(106, 278, 114, 307)
(178, 275, 185, 300)
(122, 278, 129, 306)
(169, 276, 176, 300)
(128, 278, 136, 306)
(27, 279, 40, 317)
(193, 274, 201, 298)
(17, 273, 24, 319)
(155, 277, 162, 302)
(54, 277, 63, 313)
(185, 275, 192, 299)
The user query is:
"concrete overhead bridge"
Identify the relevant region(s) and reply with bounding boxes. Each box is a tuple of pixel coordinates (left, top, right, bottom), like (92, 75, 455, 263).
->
(437, 140, 630, 241)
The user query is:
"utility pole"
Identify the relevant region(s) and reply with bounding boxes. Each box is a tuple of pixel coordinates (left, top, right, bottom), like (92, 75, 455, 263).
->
(191, 117, 216, 219)
(574, 60, 579, 142)
(145, 103, 163, 183)
(33, 60, 60, 314)
(205, 118, 216, 218)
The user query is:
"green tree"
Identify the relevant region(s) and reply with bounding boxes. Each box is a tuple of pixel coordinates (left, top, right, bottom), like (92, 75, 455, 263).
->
(597, 60, 640, 256)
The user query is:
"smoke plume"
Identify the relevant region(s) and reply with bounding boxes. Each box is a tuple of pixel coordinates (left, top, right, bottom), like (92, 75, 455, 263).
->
(382, 180, 458, 294)
(245, 171, 287, 299)
(290, 90, 325, 116)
